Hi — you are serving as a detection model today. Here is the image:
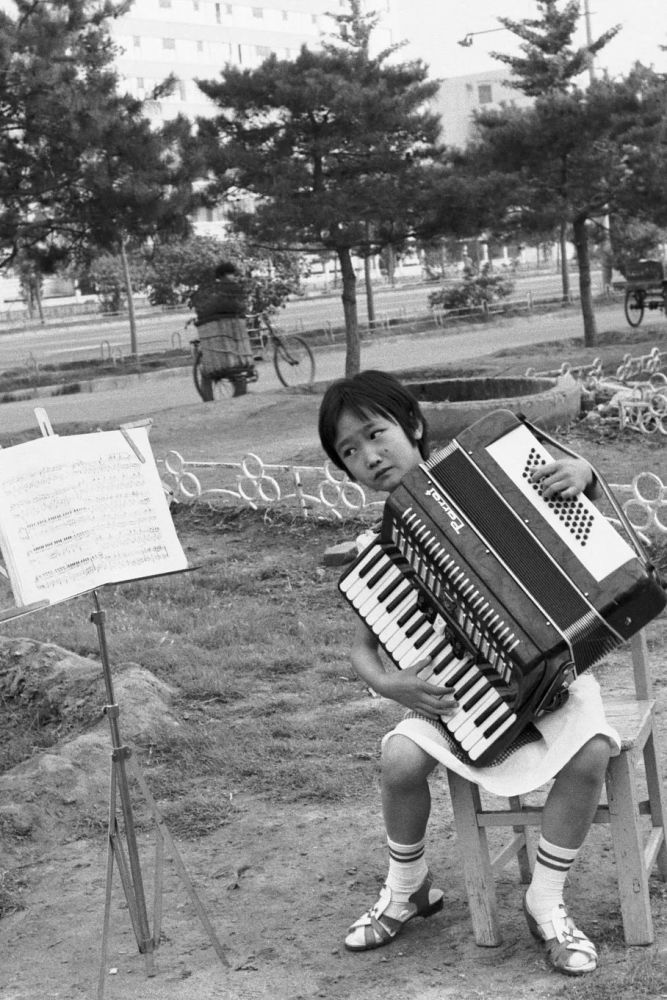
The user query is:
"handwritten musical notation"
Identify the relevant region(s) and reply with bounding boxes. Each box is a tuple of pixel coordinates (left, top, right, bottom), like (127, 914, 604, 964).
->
(0, 428, 187, 606)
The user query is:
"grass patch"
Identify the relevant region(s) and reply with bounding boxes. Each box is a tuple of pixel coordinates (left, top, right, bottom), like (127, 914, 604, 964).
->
(0, 868, 26, 919)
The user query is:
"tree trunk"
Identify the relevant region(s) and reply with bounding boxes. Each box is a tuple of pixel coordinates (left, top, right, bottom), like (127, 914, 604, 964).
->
(559, 219, 570, 303)
(601, 212, 613, 291)
(119, 237, 138, 357)
(338, 246, 360, 377)
(364, 221, 375, 328)
(364, 254, 375, 328)
(572, 214, 597, 347)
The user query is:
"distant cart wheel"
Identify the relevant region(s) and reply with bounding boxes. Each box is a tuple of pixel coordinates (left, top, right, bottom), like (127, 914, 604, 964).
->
(624, 289, 645, 328)
(273, 335, 315, 388)
(193, 351, 232, 401)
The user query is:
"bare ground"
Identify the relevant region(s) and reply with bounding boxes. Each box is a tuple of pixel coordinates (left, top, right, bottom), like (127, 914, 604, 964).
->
(2, 363, 667, 1000)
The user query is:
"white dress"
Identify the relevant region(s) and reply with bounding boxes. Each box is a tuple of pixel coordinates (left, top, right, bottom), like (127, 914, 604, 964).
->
(384, 673, 621, 797)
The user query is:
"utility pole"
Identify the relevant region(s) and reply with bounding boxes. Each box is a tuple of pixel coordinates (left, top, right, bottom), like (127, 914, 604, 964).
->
(583, 0, 596, 85)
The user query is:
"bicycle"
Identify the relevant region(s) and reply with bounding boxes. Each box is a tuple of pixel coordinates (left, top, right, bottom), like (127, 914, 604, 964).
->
(190, 313, 315, 401)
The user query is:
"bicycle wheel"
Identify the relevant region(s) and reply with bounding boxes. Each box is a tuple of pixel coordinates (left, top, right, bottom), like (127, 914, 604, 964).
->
(273, 335, 315, 388)
(193, 352, 232, 401)
(624, 289, 645, 328)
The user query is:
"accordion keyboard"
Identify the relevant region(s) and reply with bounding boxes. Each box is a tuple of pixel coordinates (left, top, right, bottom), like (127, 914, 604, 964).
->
(340, 541, 520, 762)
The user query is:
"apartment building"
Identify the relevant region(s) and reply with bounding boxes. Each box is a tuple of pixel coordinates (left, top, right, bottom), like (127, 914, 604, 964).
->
(433, 69, 533, 149)
(109, 0, 399, 122)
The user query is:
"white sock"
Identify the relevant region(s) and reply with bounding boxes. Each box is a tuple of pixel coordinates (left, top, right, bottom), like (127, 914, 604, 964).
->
(525, 835, 578, 926)
(385, 836, 428, 904)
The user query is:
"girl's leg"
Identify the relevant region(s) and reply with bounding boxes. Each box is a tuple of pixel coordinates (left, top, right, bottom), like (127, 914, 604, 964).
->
(345, 735, 442, 951)
(381, 733, 438, 843)
(540, 735, 611, 848)
(525, 735, 611, 974)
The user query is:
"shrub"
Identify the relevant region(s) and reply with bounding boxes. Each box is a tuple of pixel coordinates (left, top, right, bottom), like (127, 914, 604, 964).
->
(429, 261, 514, 312)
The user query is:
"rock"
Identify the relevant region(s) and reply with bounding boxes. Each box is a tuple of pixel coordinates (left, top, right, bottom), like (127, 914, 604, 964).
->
(322, 541, 357, 566)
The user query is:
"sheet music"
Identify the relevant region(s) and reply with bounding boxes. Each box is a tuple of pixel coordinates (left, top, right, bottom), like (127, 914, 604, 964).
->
(0, 428, 187, 606)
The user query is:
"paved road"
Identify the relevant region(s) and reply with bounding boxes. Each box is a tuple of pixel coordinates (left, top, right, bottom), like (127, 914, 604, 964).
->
(0, 269, 607, 369)
(1, 300, 662, 442)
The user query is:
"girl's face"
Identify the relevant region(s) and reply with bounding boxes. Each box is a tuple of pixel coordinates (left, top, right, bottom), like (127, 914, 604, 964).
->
(334, 407, 423, 492)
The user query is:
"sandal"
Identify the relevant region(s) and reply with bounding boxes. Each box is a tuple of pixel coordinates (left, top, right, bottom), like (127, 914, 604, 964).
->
(523, 896, 598, 975)
(344, 871, 444, 952)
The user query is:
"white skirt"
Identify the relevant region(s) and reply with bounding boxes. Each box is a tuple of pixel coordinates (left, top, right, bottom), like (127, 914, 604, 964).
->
(382, 673, 621, 798)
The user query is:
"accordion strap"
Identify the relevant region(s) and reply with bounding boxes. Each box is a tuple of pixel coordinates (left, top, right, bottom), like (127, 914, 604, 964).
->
(516, 414, 654, 572)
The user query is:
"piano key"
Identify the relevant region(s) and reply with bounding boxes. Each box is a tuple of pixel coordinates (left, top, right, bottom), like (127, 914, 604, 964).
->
(386, 609, 425, 654)
(376, 591, 418, 643)
(354, 563, 402, 615)
(459, 693, 506, 750)
(399, 631, 446, 671)
(446, 678, 492, 734)
(452, 690, 500, 742)
(367, 582, 412, 628)
(467, 711, 518, 762)
(376, 592, 417, 641)
(341, 546, 386, 598)
(416, 643, 454, 679)
(394, 620, 435, 665)
(350, 556, 394, 607)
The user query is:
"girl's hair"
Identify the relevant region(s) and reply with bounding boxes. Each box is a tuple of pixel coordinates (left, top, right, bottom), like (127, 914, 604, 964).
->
(318, 369, 429, 472)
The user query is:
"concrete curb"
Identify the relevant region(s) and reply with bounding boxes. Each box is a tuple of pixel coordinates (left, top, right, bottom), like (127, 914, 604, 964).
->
(0, 364, 190, 404)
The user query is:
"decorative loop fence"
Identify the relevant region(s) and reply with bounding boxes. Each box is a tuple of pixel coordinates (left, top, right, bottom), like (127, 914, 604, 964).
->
(526, 343, 667, 437)
(160, 450, 667, 539)
(162, 450, 383, 521)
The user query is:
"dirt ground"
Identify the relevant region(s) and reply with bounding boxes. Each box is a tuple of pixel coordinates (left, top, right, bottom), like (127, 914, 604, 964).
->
(2, 377, 667, 1000)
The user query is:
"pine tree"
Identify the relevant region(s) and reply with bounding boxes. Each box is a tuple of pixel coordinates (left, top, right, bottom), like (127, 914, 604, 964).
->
(491, 1, 620, 95)
(196, 1, 442, 376)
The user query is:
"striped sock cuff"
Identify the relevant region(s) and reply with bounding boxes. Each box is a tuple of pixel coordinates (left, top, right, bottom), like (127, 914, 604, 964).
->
(535, 836, 578, 874)
(387, 836, 426, 864)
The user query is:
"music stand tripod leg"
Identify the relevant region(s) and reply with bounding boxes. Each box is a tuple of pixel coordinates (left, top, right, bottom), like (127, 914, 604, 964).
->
(92, 597, 155, 986)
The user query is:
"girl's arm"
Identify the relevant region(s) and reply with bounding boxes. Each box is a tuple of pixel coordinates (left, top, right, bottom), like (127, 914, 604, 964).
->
(350, 617, 456, 720)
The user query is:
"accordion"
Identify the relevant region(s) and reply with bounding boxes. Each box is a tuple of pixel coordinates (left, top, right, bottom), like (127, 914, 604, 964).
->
(339, 410, 665, 766)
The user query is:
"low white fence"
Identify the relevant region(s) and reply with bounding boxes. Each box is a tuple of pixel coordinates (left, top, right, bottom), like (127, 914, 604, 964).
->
(160, 449, 667, 540)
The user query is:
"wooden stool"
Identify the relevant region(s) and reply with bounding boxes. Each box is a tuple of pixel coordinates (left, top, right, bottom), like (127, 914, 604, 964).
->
(447, 630, 667, 947)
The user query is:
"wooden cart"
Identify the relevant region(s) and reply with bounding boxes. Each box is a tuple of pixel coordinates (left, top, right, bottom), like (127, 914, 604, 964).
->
(623, 259, 666, 327)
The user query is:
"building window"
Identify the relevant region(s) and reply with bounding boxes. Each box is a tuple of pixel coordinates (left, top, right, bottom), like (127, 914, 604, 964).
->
(252, 6, 263, 17)
(163, 37, 176, 49)
(159, 0, 172, 7)
(133, 35, 141, 47)
(478, 84, 493, 104)
(197, 39, 204, 51)
(137, 77, 145, 90)
(178, 80, 186, 100)
(282, 9, 288, 19)
(215, 2, 221, 22)
(256, 45, 270, 58)
(193, 1, 199, 8)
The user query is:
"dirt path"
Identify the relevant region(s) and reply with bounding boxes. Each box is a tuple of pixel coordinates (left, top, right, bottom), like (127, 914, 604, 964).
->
(4, 783, 648, 1000)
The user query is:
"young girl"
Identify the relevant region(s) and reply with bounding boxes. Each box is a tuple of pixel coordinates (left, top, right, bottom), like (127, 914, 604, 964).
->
(318, 369, 621, 976)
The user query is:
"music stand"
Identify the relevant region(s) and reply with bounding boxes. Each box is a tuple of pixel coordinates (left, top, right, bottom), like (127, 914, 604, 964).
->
(91, 587, 230, 998)
(0, 416, 230, 998)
